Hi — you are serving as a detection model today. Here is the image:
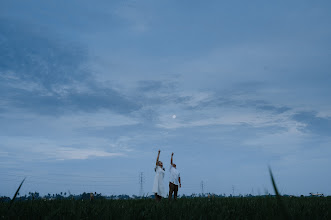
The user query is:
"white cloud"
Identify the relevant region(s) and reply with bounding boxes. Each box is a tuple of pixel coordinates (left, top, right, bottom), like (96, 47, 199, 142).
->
(0, 70, 45, 92)
(0, 136, 128, 162)
(55, 110, 139, 128)
(0, 109, 139, 132)
(316, 110, 331, 118)
(49, 147, 124, 160)
(243, 128, 307, 154)
(156, 105, 305, 131)
(178, 91, 214, 108)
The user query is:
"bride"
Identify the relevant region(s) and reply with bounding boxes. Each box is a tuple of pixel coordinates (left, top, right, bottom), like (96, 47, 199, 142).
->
(152, 150, 165, 201)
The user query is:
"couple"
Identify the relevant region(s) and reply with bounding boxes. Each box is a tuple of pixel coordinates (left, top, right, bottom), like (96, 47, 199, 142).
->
(152, 150, 181, 201)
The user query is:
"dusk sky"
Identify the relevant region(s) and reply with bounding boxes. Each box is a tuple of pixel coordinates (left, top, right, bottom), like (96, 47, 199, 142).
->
(1, 0, 331, 197)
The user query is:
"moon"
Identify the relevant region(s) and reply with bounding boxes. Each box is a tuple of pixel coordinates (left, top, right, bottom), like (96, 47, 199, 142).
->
(172, 115, 176, 119)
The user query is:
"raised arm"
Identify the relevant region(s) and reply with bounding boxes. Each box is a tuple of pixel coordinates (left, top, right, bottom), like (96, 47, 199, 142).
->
(171, 152, 174, 165)
(156, 150, 161, 165)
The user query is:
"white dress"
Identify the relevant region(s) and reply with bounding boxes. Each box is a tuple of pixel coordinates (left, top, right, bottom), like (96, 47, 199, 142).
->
(152, 166, 165, 197)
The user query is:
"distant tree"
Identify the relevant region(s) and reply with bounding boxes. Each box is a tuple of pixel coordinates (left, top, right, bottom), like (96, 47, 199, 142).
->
(81, 192, 90, 200)
(34, 192, 40, 198)
(118, 194, 130, 200)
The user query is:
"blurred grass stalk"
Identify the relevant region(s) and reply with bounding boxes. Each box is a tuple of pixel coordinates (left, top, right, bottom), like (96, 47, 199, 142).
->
(269, 167, 290, 220)
(8, 177, 26, 210)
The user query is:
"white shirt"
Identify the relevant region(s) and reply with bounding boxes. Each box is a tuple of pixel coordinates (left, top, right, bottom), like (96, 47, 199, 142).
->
(169, 166, 180, 185)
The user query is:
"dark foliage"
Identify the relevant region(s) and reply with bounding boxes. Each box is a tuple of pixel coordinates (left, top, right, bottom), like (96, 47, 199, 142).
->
(1, 197, 330, 219)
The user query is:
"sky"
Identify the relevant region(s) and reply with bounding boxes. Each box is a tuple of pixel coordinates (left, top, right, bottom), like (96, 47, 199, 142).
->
(1, 0, 331, 197)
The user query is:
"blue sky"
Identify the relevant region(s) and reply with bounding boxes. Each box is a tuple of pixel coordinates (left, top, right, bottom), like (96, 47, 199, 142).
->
(1, 0, 331, 197)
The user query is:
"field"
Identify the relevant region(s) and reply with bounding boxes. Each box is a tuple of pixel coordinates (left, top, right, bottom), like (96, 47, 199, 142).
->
(1, 197, 330, 219)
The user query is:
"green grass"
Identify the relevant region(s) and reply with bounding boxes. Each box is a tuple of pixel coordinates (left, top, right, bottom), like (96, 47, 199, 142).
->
(1, 197, 330, 219)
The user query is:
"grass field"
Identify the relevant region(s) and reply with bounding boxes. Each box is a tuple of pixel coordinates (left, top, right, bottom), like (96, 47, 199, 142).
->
(1, 196, 330, 219)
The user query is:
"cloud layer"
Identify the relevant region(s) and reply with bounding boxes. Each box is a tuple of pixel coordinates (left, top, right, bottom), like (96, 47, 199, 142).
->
(1, 0, 331, 196)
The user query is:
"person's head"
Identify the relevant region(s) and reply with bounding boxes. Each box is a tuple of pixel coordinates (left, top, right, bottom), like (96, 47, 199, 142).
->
(172, 163, 176, 168)
(158, 161, 163, 168)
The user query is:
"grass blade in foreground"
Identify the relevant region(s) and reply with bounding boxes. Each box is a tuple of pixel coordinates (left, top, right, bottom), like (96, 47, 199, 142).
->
(269, 167, 290, 220)
(8, 177, 26, 210)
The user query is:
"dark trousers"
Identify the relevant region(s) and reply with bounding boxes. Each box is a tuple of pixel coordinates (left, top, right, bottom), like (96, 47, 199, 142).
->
(169, 182, 178, 200)
(154, 193, 162, 202)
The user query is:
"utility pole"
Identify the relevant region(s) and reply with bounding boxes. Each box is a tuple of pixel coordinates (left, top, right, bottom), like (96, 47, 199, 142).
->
(200, 181, 204, 195)
(139, 172, 144, 197)
(232, 185, 235, 196)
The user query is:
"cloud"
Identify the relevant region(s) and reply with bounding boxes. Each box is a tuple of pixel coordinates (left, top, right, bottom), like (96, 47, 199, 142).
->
(292, 111, 331, 136)
(156, 107, 302, 131)
(0, 18, 141, 115)
(0, 18, 88, 88)
(0, 110, 139, 136)
(137, 80, 176, 93)
(47, 147, 124, 160)
(0, 136, 128, 162)
(1, 78, 141, 115)
(243, 128, 307, 155)
(147, 88, 297, 130)
(57, 111, 139, 128)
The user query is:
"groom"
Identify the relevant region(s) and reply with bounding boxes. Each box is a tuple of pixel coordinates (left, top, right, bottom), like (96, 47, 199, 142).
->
(169, 152, 181, 200)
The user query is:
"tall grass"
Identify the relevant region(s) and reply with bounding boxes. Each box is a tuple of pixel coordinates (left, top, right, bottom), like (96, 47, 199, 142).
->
(269, 167, 290, 220)
(8, 177, 26, 210)
(1, 197, 329, 219)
